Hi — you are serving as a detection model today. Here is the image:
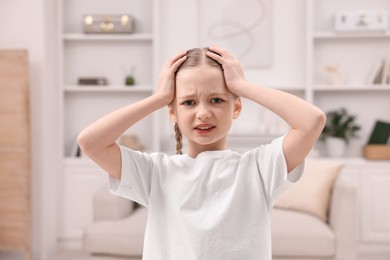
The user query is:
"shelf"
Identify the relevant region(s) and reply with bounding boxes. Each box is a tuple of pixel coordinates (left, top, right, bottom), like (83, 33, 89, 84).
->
(63, 33, 153, 41)
(313, 31, 390, 40)
(64, 85, 154, 93)
(313, 84, 390, 92)
(267, 85, 306, 91)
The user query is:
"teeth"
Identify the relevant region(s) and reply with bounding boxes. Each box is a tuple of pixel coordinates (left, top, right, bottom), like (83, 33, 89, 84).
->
(198, 126, 211, 130)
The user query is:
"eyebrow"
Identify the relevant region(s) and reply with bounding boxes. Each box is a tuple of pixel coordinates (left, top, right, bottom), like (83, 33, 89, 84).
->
(177, 92, 229, 99)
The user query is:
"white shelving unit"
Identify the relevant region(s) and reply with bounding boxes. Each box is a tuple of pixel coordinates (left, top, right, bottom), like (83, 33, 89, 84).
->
(307, 1, 390, 257)
(59, 0, 160, 158)
(306, 0, 390, 158)
(57, 0, 160, 244)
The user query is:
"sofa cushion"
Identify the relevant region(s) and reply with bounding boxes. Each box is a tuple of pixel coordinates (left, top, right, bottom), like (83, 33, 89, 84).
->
(94, 187, 135, 221)
(274, 159, 343, 221)
(83, 207, 147, 257)
(272, 208, 335, 257)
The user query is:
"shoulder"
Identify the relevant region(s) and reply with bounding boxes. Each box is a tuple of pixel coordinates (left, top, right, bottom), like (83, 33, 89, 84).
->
(120, 146, 190, 167)
(241, 135, 285, 161)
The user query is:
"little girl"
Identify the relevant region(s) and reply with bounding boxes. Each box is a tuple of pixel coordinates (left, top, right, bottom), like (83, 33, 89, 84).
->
(78, 46, 326, 259)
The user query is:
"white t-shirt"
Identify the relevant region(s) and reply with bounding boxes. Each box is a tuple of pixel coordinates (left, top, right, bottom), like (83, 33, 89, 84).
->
(109, 135, 303, 260)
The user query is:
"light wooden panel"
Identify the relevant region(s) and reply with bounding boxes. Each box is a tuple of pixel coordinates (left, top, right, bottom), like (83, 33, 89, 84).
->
(0, 50, 30, 260)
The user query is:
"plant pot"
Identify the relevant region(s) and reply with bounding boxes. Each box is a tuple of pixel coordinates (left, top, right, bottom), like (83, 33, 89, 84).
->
(125, 75, 135, 86)
(326, 137, 346, 157)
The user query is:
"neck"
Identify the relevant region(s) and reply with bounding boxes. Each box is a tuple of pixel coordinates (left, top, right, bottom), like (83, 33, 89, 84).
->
(186, 140, 228, 158)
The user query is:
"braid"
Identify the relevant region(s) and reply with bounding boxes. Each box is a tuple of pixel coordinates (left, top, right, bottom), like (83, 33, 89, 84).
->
(174, 123, 183, 154)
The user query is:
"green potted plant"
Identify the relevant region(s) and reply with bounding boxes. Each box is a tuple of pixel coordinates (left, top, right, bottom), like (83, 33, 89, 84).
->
(122, 65, 136, 86)
(320, 107, 361, 157)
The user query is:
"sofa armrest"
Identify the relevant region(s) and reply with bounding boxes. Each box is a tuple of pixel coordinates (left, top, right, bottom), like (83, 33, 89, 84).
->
(329, 171, 358, 260)
(93, 186, 135, 221)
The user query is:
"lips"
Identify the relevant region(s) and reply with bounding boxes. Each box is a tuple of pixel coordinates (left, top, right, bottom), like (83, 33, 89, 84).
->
(194, 124, 216, 134)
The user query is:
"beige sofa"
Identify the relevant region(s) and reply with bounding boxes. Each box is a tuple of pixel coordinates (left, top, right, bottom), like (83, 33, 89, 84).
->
(83, 172, 357, 260)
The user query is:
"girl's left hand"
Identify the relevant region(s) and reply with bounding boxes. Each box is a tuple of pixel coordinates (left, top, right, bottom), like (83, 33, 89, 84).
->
(206, 45, 247, 96)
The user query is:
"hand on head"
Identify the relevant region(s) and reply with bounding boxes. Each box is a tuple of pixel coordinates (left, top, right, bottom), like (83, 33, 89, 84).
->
(206, 45, 246, 97)
(155, 46, 246, 107)
(155, 50, 187, 106)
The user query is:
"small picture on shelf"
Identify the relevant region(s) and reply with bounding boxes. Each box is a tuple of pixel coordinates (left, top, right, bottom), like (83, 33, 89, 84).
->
(367, 120, 390, 145)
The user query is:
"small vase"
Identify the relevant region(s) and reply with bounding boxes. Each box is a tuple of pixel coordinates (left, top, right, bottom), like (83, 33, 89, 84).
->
(326, 137, 346, 157)
(125, 75, 135, 86)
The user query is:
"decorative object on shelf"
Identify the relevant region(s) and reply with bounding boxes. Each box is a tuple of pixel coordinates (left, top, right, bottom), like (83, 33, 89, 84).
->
(83, 14, 135, 34)
(122, 65, 136, 86)
(125, 76, 135, 86)
(334, 10, 388, 32)
(323, 64, 347, 85)
(119, 134, 144, 151)
(324, 137, 347, 158)
(364, 145, 390, 160)
(367, 120, 390, 144)
(364, 120, 390, 160)
(78, 77, 108, 86)
(368, 58, 390, 85)
(320, 107, 361, 157)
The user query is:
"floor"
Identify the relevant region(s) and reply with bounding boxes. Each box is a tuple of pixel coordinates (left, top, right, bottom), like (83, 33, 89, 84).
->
(0, 250, 89, 260)
(0, 249, 141, 260)
(49, 250, 90, 260)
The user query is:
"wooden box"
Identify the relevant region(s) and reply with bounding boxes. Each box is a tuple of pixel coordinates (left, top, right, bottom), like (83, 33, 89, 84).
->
(364, 145, 390, 160)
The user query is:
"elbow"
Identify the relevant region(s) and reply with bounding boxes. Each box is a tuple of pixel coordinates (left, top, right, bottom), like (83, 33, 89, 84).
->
(77, 129, 94, 154)
(319, 109, 327, 130)
(312, 108, 327, 135)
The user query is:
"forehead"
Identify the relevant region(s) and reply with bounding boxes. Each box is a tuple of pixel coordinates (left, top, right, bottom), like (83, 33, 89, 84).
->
(175, 66, 227, 97)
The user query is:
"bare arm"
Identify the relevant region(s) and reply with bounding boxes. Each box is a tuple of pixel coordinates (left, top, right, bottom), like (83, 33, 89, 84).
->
(235, 84, 325, 172)
(207, 46, 326, 172)
(77, 51, 187, 179)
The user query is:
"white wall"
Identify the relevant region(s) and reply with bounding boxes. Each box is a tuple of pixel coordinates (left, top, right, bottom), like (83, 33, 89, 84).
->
(159, 0, 306, 85)
(157, 0, 306, 152)
(0, 0, 59, 259)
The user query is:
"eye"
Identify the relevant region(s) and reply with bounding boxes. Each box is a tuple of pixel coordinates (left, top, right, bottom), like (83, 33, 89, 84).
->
(210, 98, 223, 104)
(182, 100, 196, 106)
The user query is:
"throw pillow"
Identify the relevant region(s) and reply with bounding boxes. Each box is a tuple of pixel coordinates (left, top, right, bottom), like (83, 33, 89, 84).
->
(274, 159, 343, 221)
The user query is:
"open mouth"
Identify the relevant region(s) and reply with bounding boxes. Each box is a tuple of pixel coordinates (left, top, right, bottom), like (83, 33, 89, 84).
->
(194, 124, 216, 134)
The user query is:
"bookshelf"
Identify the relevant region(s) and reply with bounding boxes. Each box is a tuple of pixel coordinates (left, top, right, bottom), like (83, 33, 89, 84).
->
(306, 0, 390, 158)
(57, 0, 161, 243)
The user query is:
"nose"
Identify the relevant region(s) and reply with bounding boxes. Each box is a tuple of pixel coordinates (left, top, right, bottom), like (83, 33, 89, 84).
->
(196, 103, 211, 121)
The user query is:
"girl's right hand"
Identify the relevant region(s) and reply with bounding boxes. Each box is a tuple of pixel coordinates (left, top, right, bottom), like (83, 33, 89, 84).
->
(155, 51, 187, 105)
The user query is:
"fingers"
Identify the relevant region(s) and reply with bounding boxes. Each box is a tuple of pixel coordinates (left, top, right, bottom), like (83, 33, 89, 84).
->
(208, 45, 224, 55)
(166, 50, 187, 67)
(206, 49, 223, 64)
(206, 45, 236, 64)
(161, 51, 187, 77)
(170, 54, 187, 72)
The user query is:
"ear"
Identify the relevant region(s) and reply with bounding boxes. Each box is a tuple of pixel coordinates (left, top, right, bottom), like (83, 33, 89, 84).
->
(233, 97, 242, 119)
(168, 103, 177, 123)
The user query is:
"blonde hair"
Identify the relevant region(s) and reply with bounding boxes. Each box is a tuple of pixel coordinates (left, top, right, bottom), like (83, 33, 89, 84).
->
(173, 47, 222, 154)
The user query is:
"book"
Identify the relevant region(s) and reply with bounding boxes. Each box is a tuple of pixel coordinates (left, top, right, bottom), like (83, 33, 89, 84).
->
(368, 120, 390, 144)
(368, 59, 384, 84)
(381, 59, 390, 85)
